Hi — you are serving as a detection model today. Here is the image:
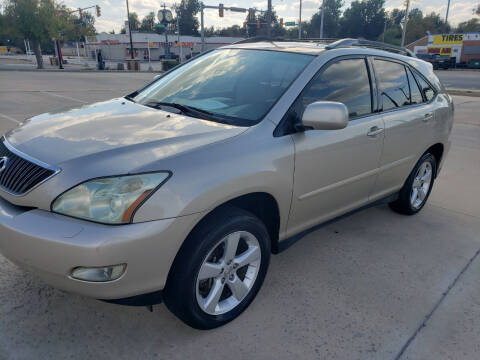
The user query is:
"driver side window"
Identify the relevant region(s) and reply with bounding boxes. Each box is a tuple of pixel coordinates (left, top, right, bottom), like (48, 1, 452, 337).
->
(298, 58, 373, 119)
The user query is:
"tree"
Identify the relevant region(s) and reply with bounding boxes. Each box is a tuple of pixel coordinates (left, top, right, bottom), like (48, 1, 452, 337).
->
(56, 5, 96, 42)
(128, 12, 139, 31)
(339, 0, 387, 40)
(174, 0, 200, 36)
(456, 18, 480, 33)
(3, 0, 58, 69)
(306, 0, 343, 38)
(476, 4, 480, 16)
(140, 11, 156, 32)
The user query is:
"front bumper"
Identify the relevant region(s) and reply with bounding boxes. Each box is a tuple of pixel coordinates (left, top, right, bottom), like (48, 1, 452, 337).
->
(0, 196, 203, 299)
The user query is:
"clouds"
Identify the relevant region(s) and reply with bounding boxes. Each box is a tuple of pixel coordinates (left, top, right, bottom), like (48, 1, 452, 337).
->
(75, 0, 479, 34)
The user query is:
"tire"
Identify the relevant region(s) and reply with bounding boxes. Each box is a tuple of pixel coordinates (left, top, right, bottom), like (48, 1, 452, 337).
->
(163, 206, 271, 329)
(389, 153, 437, 215)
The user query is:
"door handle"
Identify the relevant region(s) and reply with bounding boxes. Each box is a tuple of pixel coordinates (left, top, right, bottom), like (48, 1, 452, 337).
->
(367, 126, 384, 137)
(423, 112, 434, 122)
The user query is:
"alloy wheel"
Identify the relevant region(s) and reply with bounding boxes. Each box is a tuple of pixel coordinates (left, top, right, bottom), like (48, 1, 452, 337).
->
(195, 231, 261, 315)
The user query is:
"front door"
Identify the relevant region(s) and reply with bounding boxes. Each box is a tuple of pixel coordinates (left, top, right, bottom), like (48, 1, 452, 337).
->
(285, 57, 385, 237)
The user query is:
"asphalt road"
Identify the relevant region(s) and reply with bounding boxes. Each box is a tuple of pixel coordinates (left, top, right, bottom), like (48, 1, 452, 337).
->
(0, 71, 480, 360)
(435, 70, 480, 90)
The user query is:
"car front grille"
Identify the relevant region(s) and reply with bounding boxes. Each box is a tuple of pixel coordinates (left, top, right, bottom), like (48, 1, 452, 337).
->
(0, 139, 58, 195)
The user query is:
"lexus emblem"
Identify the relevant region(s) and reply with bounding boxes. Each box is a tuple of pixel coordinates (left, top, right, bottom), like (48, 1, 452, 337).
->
(0, 156, 8, 173)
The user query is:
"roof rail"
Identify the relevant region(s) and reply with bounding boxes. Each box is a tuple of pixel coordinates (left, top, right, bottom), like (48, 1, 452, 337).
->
(233, 37, 338, 45)
(325, 38, 416, 57)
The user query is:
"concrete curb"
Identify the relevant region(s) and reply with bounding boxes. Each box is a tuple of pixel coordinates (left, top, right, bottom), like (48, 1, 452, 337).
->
(447, 89, 480, 97)
(0, 68, 161, 73)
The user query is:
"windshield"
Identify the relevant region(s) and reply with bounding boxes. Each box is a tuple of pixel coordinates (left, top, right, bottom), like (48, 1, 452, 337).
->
(132, 49, 313, 126)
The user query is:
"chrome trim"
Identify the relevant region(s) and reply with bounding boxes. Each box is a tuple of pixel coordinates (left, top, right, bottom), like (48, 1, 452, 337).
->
(0, 137, 61, 197)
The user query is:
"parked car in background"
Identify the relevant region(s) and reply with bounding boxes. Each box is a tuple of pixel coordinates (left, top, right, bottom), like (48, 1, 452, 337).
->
(0, 39, 453, 329)
(417, 53, 454, 70)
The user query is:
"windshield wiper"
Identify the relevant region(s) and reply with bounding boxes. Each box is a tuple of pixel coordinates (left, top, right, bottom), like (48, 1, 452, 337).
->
(143, 101, 232, 124)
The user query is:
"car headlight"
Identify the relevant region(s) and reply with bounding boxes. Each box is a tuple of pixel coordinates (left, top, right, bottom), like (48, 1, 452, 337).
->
(52, 172, 171, 224)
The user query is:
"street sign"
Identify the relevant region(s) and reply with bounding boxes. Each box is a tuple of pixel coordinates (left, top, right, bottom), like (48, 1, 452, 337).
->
(284, 21, 296, 26)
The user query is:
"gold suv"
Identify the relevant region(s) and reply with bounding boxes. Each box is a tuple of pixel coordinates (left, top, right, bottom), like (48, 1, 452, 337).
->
(0, 39, 453, 329)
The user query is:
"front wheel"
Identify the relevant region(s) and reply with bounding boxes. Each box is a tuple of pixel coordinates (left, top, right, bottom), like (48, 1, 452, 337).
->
(163, 206, 270, 329)
(389, 153, 437, 215)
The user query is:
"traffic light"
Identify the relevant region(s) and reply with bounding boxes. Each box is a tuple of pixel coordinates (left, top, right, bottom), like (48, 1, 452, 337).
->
(96, 5, 101, 17)
(219, 3, 224, 17)
(280, 18, 283, 27)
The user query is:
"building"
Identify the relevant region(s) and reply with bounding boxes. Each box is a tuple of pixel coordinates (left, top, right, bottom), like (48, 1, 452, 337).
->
(84, 33, 244, 62)
(406, 32, 480, 64)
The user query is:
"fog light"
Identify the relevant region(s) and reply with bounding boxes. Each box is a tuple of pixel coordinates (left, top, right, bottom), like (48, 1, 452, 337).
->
(71, 264, 126, 282)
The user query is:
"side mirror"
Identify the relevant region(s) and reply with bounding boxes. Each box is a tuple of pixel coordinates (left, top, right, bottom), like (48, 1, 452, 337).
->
(302, 101, 349, 131)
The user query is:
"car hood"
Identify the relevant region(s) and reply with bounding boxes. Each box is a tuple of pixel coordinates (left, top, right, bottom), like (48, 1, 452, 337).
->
(5, 98, 247, 168)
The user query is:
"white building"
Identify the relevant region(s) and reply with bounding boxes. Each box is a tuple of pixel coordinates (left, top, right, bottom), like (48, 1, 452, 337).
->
(85, 32, 244, 62)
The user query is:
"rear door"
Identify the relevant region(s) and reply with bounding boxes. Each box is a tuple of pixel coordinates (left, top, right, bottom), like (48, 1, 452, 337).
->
(285, 56, 385, 236)
(369, 58, 438, 201)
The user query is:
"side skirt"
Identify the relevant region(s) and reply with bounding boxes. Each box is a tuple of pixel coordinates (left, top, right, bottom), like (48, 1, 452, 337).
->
(275, 192, 399, 253)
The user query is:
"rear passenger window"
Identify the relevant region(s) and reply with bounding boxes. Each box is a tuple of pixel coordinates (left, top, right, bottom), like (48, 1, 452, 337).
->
(374, 59, 410, 111)
(299, 58, 373, 118)
(406, 67, 423, 104)
(413, 71, 436, 102)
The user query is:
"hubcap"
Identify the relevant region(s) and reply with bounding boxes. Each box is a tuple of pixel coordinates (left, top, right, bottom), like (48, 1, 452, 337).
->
(195, 231, 261, 315)
(410, 161, 433, 209)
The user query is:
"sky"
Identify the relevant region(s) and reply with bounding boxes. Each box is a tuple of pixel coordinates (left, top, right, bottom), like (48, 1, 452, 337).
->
(62, 0, 480, 34)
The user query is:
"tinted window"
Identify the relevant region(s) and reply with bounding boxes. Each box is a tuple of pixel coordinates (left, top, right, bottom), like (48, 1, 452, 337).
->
(413, 71, 436, 102)
(406, 67, 423, 104)
(300, 58, 372, 118)
(375, 59, 410, 111)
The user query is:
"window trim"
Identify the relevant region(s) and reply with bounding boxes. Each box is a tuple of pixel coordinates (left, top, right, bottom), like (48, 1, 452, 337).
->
(274, 55, 375, 137)
(370, 56, 438, 116)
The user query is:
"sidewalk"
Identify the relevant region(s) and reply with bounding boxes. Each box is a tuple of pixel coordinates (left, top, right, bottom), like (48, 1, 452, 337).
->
(0, 55, 165, 72)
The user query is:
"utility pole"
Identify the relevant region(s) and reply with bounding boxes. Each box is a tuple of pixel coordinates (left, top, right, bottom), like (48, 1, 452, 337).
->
(445, 0, 451, 23)
(401, 0, 410, 47)
(125, 0, 135, 59)
(298, 0, 302, 39)
(200, 3, 205, 52)
(319, 0, 325, 38)
(177, 13, 182, 62)
(267, 0, 272, 38)
(382, 21, 387, 42)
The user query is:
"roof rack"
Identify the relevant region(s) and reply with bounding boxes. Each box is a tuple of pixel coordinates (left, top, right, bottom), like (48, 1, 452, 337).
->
(233, 37, 338, 45)
(325, 38, 416, 57)
(231, 37, 416, 57)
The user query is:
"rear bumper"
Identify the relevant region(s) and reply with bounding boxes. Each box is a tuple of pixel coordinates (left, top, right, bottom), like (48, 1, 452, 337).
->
(0, 197, 203, 299)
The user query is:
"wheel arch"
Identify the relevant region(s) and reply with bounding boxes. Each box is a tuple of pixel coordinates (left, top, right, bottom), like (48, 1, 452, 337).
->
(425, 143, 444, 177)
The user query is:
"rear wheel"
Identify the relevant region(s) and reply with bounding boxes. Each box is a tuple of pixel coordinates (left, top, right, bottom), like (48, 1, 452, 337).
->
(389, 153, 436, 215)
(163, 206, 270, 329)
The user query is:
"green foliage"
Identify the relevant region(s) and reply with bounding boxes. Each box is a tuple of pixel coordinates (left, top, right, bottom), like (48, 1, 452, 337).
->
(140, 12, 156, 32)
(339, 0, 387, 40)
(174, 0, 200, 36)
(56, 5, 96, 41)
(3, 0, 57, 43)
(456, 18, 480, 33)
(380, 26, 402, 45)
(306, 0, 343, 38)
(128, 12, 139, 30)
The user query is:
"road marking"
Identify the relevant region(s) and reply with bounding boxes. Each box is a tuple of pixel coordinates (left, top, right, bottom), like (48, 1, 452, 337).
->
(0, 113, 21, 124)
(41, 91, 88, 103)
